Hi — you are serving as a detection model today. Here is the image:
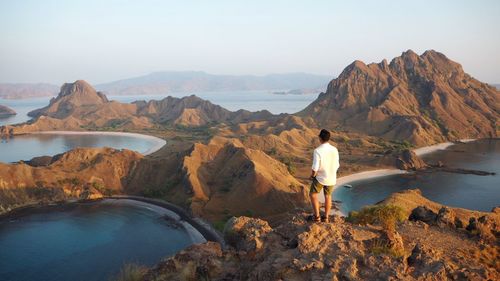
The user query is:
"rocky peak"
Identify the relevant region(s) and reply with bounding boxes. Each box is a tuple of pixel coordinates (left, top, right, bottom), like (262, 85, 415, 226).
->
(298, 50, 499, 145)
(28, 80, 109, 118)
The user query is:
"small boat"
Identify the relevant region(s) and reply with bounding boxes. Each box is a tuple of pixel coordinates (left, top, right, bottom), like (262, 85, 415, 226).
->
(342, 184, 352, 189)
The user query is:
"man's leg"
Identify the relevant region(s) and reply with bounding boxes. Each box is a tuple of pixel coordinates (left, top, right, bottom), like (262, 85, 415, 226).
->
(310, 192, 320, 218)
(324, 193, 332, 220)
(323, 186, 333, 222)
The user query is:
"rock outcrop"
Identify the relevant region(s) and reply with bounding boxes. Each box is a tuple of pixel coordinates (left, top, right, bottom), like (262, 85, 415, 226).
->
(395, 149, 427, 170)
(0, 104, 16, 118)
(298, 50, 500, 145)
(142, 206, 499, 280)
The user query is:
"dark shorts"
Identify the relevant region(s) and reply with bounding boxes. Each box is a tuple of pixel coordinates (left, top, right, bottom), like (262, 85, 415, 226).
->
(310, 178, 334, 195)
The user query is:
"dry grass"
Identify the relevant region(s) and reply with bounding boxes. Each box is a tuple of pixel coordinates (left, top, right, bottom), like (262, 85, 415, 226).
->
(347, 204, 407, 231)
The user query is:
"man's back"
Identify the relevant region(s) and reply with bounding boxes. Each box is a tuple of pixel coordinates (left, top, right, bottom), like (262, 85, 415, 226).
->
(312, 143, 340, 186)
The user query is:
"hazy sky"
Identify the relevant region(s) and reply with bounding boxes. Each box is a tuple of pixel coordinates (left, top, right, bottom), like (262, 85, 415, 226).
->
(1, 0, 499, 85)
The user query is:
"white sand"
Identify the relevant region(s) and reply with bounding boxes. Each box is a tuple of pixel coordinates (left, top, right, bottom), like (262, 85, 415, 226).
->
(413, 139, 477, 156)
(31, 130, 166, 155)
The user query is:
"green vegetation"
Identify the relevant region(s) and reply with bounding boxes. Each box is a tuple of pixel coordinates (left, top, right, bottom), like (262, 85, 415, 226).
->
(112, 263, 146, 281)
(213, 215, 233, 233)
(91, 182, 113, 196)
(267, 147, 278, 155)
(346, 204, 407, 231)
(370, 240, 405, 258)
(141, 180, 178, 198)
(57, 177, 81, 187)
(281, 156, 296, 175)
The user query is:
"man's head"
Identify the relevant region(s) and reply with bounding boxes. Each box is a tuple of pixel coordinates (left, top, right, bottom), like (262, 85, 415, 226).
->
(318, 129, 330, 143)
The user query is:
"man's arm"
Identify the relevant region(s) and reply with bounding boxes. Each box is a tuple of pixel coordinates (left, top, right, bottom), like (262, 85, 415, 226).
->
(311, 150, 320, 179)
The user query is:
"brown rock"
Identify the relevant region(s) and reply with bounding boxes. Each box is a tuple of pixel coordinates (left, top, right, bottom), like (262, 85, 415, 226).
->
(409, 206, 437, 224)
(395, 149, 427, 170)
(223, 216, 272, 252)
(436, 207, 456, 228)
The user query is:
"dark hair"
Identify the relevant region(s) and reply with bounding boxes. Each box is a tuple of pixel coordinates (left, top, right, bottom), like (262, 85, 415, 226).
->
(319, 129, 330, 142)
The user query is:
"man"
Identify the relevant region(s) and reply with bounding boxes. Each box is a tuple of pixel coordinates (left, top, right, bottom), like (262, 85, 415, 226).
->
(309, 129, 340, 223)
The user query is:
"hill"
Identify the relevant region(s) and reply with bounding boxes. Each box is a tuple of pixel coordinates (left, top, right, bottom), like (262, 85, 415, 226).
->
(299, 50, 500, 145)
(0, 105, 16, 117)
(0, 80, 276, 136)
(96, 71, 331, 95)
(0, 83, 58, 99)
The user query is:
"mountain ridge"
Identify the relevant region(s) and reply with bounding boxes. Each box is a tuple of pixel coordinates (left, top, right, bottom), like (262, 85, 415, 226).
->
(299, 49, 499, 145)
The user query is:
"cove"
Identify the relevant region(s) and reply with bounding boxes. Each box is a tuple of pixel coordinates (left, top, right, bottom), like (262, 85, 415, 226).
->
(0, 199, 205, 281)
(0, 131, 166, 163)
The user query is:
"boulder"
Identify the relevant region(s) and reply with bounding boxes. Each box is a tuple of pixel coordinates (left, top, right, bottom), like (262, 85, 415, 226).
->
(143, 242, 230, 281)
(409, 206, 437, 224)
(435, 207, 456, 228)
(407, 243, 447, 279)
(223, 216, 272, 252)
(26, 155, 54, 167)
(379, 229, 405, 255)
(467, 215, 499, 242)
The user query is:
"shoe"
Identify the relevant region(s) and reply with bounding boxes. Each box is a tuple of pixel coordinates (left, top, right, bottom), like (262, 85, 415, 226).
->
(306, 214, 321, 222)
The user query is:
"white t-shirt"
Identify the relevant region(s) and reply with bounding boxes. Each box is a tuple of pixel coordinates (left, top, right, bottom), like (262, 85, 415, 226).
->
(312, 143, 340, 186)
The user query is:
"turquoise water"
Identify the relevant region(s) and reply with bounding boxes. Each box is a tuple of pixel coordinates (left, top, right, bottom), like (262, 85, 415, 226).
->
(0, 200, 199, 281)
(334, 139, 500, 214)
(0, 133, 159, 163)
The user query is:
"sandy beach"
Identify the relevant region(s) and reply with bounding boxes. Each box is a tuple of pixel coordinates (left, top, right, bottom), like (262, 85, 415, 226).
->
(414, 138, 476, 156)
(31, 130, 167, 155)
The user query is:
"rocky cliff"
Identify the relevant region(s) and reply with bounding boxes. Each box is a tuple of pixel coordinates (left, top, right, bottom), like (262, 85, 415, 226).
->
(299, 50, 500, 145)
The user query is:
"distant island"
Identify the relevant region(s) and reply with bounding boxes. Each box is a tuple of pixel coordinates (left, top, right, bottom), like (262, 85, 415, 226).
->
(272, 88, 323, 95)
(0, 83, 59, 99)
(0, 72, 331, 99)
(0, 104, 16, 117)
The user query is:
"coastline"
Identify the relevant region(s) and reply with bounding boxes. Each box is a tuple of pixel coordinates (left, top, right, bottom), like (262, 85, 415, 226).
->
(31, 130, 167, 155)
(413, 139, 476, 156)
(0, 195, 224, 247)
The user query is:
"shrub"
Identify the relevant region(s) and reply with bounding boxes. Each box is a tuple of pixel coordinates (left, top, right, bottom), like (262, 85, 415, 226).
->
(346, 205, 406, 231)
(370, 239, 405, 258)
(113, 263, 146, 281)
(281, 157, 296, 175)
